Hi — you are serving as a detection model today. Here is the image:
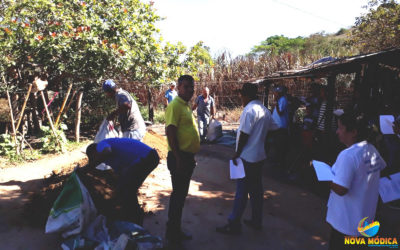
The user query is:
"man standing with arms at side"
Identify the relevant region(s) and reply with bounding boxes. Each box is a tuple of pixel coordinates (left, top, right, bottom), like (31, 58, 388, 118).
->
(165, 81, 178, 106)
(165, 75, 200, 249)
(102, 79, 146, 141)
(192, 86, 216, 143)
(216, 83, 278, 234)
(271, 85, 289, 174)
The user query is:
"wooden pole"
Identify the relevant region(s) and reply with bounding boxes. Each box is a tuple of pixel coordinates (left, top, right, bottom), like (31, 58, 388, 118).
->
(147, 87, 154, 123)
(40, 90, 60, 145)
(15, 84, 32, 131)
(64, 90, 77, 115)
(58, 89, 76, 126)
(55, 83, 73, 128)
(6, 90, 20, 155)
(75, 91, 83, 142)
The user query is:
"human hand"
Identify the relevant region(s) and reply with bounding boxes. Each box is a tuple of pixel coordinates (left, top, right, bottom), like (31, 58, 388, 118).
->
(393, 122, 400, 135)
(232, 152, 240, 166)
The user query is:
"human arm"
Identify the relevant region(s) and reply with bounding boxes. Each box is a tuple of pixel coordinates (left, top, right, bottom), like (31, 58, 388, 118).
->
(107, 95, 132, 120)
(88, 145, 112, 167)
(330, 181, 348, 196)
(233, 131, 249, 165)
(275, 97, 287, 116)
(393, 121, 400, 136)
(166, 125, 182, 171)
(211, 98, 216, 119)
(329, 151, 355, 196)
(165, 91, 170, 106)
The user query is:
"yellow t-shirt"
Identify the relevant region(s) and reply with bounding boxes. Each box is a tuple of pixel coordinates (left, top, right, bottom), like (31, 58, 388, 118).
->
(165, 96, 200, 154)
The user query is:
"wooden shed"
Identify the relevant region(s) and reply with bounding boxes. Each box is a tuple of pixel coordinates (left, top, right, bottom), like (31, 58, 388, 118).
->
(255, 47, 400, 131)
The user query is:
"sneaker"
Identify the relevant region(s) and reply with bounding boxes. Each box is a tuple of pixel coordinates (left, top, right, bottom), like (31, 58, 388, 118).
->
(216, 223, 241, 235)
(243, 219, 262, 231)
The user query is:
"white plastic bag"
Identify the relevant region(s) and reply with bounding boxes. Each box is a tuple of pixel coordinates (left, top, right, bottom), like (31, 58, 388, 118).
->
(206, 119, 223, 142)
(94, 119, 120, 143)
(46, 172, 97, 238)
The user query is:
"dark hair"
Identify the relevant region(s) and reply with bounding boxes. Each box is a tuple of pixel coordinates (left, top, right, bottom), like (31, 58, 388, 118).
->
(240, 83, 258, 99)
(86, 143, 98, 164)
(338, 112, 369, 142)
(178, 75, 194, 86)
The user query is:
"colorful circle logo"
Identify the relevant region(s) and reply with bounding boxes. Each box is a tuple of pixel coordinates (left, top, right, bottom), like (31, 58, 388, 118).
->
(357, 217, 380, 237)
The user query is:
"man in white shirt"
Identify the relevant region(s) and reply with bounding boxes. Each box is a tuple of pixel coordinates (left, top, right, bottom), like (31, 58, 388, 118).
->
(327, 112, 386, 249)
(216, 83, 279, 235)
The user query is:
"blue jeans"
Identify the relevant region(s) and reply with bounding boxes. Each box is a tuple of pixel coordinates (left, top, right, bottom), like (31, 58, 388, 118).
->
(228, 159, 264, 226)
(197, 115, 210, 140)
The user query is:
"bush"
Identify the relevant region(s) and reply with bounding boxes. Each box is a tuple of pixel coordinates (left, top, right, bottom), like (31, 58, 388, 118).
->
(40, 125, 68, 153)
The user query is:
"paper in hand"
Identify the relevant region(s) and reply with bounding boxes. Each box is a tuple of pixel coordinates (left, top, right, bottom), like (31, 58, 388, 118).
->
(379, 173, 400, 203)
(312, 160, 334, 181)
(230, 158, 245, 179)
(380, 115, 395, 134)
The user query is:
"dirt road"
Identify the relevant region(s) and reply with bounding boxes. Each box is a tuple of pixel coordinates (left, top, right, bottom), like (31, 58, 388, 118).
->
(0, 129, 338, 250)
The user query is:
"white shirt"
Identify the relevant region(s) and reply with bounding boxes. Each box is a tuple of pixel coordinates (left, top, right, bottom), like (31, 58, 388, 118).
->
(326, 141, 386, 236)
(236, 100, 279, 163)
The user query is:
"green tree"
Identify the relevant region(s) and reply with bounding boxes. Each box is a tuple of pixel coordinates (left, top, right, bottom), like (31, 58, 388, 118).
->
(0, 0, 163, 88)
(351, 0, 400, 52)
(182, 41, 214, 80)
(250, 35, 306, 56)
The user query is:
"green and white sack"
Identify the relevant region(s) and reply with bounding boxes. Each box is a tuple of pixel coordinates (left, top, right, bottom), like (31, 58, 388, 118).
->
(45, 172, 97, 238)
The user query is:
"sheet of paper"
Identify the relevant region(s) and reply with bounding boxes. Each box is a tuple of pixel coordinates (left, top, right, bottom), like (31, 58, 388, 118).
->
(380, 115, 395, 134)
(96, 162, 112, 171)
(312, 160, 334, 181)
(230, 158, 245, 179)
(379, 173, 400, 203)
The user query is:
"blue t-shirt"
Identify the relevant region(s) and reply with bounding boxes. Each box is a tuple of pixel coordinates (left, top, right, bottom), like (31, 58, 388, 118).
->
(165, 89, 178, 103)
(272, 96, 289, 129)
(195, 95, 214, 118)
(96, 138, 153, 173)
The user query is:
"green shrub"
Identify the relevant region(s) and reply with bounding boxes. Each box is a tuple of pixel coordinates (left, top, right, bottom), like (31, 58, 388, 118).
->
(40, 124, 68, 153)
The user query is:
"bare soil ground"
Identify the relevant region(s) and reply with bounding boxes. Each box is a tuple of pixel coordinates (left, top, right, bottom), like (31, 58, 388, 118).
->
(0, 125, 398, 250)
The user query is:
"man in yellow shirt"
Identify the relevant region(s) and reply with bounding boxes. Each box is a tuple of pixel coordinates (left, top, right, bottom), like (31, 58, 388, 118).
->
(165, 75, 200, 248)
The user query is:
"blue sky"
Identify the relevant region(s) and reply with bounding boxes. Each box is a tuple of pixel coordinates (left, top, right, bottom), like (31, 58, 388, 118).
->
(153, 0, 368, 57)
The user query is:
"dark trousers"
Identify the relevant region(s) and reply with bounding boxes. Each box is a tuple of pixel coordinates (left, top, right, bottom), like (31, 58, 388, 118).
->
(228, 160, 263, 226)
(166, 151, 196, 240)
(272, 128, 288, 170)
(118, 149, 160, 226)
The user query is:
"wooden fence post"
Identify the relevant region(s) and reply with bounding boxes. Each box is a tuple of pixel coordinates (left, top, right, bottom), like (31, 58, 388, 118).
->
(6, 90, 19, 155)
(16, 84, 32, 131)
(55, 83, 73, 127)
(75, 91, 83, 142)
(147, 87, 154, 123)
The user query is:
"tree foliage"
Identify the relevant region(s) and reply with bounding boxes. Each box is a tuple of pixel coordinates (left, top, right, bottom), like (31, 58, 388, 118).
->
(249, 31, 356, 66)
(251, 35, 305, 56)
(0, 0, 164, 89)
(183, 41, 214, 80)
(351, 0, 400, 53)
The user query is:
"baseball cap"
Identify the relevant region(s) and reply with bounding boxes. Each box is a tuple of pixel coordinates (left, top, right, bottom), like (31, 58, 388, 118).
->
(102, 79, 116, 92)
(273, 85, 286, 93)
(170, 81, 176, 86)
